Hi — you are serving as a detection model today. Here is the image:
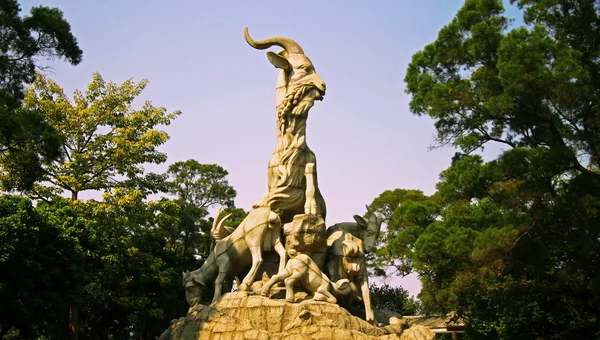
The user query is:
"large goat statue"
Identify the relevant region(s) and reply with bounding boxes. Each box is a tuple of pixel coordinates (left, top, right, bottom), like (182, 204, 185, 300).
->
(245, 27, 327, 224)
(183, 207, 286, 306)
(183, 27, 329, 307)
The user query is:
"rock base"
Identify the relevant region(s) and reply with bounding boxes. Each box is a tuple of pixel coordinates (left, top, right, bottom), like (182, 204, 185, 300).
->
(160, 292, 434, 340)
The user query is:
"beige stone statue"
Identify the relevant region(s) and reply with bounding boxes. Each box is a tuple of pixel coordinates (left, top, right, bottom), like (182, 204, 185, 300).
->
(260, 249, 350, 304)
(183, 28, 330, 306)
(330, 205, 384, 253)
(182, 207, 286, 305)
(166, 28, 442, 339)
(245, 27, 327, 224)
(325, 207, 384, 325)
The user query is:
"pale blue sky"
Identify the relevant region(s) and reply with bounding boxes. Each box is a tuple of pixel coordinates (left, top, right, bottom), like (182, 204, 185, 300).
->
(21, 0, 523, 297)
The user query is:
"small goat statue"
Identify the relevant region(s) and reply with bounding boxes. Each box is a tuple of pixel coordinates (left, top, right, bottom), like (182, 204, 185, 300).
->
(328, 205, 383, 253)
(325, 205, 384, 324)
(260, 249, 350, 304)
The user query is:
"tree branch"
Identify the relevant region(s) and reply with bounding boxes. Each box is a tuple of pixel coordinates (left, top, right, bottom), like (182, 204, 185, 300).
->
(476, 127, 516, 148)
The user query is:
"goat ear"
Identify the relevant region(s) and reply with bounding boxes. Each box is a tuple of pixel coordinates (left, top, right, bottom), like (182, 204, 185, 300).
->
(353, 215, 367, 229)
(267, 51, 291, 72)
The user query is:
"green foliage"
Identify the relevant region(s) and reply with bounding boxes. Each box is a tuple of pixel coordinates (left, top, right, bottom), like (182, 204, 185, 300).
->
(368, 189, 440, 277)
(0, 67, 242, 338)
(0, 0, 82, 190)
(0, 190, 203, 339)
(74, 191, 193, 339)
(405, 0, 600, 177)
(154, 160, 238, 257)
(166, 160, 236, 209)
(7, 73, 181, 199)
(365, 0, 600, 338)
(0, 195, 83, 338)
(369, 284, 422, 316)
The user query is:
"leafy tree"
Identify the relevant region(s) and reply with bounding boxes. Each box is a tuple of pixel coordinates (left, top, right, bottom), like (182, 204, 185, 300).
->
(0, 72, 244, 338)
(369, 284, 422, 316)
(368, 189, 440, 277)
(74, 190, 191, 339)
(394, 0, 600, 338)
(156, 160, 237, 257)
(0, 0, 82, 190)
(2, 72, 181, 339)
(8, 72, 181, 200)
(166, 160, 236, 209)
(0, 195, 84, 338)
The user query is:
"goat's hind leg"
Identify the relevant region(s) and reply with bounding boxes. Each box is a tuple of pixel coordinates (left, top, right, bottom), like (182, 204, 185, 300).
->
(284, 270, 303, 303)
(274, 239, 287, 275)
(315, 281, 337, 304)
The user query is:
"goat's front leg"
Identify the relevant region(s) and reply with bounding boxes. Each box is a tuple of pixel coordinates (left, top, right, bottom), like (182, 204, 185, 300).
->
(239, 245, 263, 292)
(261, 269, 291, 296)
(360, 276, 376, 325)
(211, 271, 228, 304)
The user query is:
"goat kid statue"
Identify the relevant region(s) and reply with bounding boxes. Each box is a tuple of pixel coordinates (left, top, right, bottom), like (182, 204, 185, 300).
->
(183, 207, 286, 306)
(260, 250, 351, 304)
(325, 205, 384, 324)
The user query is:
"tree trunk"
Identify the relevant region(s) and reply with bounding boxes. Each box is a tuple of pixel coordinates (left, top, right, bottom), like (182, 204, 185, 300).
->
(69, 190, 79, 340)
(69, 305, 78, 340)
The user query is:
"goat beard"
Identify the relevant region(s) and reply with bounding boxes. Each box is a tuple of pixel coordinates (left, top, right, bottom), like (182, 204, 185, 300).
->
(278, 85, 319, 118)
(291, 96, 315, 116)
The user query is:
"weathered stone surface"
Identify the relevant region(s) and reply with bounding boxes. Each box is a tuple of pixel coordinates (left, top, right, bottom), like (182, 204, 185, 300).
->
(283, 214, 327, 267)
(160, 293, 433, 340)
(398, 325, 435, 340)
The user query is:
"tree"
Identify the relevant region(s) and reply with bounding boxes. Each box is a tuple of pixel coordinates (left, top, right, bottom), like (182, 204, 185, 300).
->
(368, 189, 440, 277)
(398, 0, 600, 338)
(12, 72, 181, 200)
(3, 72, 180, 339)
(0, 195, 84, 338)
(369, 284, 422, 316)
(155, 160, 237, 257)
(0, 0, 82, 190)
(74, 189, 190, 339)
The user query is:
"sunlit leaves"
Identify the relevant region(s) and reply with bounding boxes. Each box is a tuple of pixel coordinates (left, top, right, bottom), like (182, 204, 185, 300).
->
(15, 73, 181, 199)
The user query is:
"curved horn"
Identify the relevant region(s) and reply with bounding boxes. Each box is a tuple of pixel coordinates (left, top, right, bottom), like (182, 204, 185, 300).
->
(244, 27, 304, 54)
(365, 204, 373, 214)
(217, 213, 233, 231)
(211, 207, 223, 233)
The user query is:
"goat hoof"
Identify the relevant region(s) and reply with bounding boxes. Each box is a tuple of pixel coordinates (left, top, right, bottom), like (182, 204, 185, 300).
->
(238, 283, 250, 292)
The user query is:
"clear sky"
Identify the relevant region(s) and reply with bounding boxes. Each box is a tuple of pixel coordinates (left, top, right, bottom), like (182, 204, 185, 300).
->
(21, 0, 523, 297)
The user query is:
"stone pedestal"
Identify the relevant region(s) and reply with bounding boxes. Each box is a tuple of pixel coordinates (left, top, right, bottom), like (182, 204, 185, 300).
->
(160, 292, 434, 340)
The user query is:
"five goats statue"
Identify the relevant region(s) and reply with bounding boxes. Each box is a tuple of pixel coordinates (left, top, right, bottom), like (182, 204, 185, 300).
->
(182, 28, 388, 328)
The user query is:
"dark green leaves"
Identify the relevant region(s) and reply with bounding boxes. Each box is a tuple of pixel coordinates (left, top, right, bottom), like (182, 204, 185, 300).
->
(0, 0, 82, 190)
